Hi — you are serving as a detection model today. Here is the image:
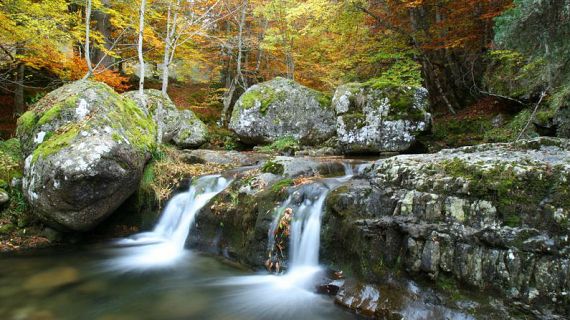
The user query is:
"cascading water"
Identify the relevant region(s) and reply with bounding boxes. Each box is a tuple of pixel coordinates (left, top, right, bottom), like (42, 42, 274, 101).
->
(107, 175, 231, 270)
(217, 165, 355, 317)
(277, 163, 355, 273)
(289, 191, 328, 268)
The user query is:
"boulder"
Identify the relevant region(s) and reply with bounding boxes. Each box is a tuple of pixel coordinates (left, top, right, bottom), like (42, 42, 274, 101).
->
(322, 137, 570, 315)
(171, 110, 209, 148)
(266, 156, 347, 178)
(229, 77, 336, 145)
(123, 89, 207, 148)
(333, 82, 431, 153)
(17, 80, 156, 231)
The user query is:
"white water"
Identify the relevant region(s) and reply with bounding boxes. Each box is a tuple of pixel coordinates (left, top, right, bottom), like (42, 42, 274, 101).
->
(108, 175, 231, 270)
(289, 191, 328, 268)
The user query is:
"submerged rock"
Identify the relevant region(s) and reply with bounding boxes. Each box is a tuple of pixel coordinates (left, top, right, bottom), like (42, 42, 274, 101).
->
(333, 82, 431, 153)
(123, 89, 207, 148)
(17, 81, 156, 231)
(23, 266, 79, 292)
(229, 77, 336, 145)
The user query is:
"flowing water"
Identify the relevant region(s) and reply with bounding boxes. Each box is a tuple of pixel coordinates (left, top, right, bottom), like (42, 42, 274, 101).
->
(0, 247, 356, 320)
(218, 167, 355, 309)
(0, 172, 358, 320)
(108, 175, 231, 271)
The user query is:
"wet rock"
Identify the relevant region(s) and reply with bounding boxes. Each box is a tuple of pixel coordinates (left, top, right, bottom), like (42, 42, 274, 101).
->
(270, 156, 346, 178)
(229, 77, 336, 145)
(23, 267, 79, 292)
(316, 282, 341, 295)
(334, 281, 405, 319)
(17, 81, 155, 231)
(123, 89, 207, 148)
(181, 149, 268, 166)
(295, 147, 340, 157)
(333, 82, 431, 154)
(322, 138, 570, 315)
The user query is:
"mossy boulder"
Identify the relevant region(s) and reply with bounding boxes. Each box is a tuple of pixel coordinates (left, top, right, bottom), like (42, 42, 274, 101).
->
(123, 89, 208, 148)
(321, 138, 570, 314)
(229, 77, 336, 145)
(16, 80, 156, 231)
(333, 82, 431, 154)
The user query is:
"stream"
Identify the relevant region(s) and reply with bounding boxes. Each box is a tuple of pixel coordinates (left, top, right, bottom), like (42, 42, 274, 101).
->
(0, 171, 359, 320)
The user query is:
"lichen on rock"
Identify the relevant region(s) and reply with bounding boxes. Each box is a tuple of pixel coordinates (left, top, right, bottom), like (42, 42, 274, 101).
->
(123, 89, 208, 148)
(333, 82, 432, 154)
(17, 80, 157, 231)
(229, 77, 336, 145)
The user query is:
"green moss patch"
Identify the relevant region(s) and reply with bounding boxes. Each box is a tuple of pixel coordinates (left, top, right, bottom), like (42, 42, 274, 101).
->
(32, 124, 80, 163)
(240, 86, 286, 115)
(258, 136, 300, 154)
(271, 178, 293, 193)
(16, 111, 37, 137)
(439, 157, 567, 228)
(261, 160, 285, 175)
(37, 96, 79, 126)
(0, 139, 23, 183)
(342, 113, 367, 131)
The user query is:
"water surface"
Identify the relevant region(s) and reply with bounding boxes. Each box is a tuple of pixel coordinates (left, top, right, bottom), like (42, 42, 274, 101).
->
(0, 246, 356, 320)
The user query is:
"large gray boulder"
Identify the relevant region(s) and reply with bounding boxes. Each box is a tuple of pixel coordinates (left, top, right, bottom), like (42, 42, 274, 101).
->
(16, 81, 156, 231)
(229, 77, 336, 145)
(123, 89, 208, 148)
(333, 82, 431, 153)
(322, 137, 570, 314)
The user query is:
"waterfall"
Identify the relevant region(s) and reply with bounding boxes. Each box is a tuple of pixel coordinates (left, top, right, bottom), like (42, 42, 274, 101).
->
(108, 175, 231, 270)
(216, 164, 354, 311)
(289, 191, 328, 268)
(267, 164, 354, 276)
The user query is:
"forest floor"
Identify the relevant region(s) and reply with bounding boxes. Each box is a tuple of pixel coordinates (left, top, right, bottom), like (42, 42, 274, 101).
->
(425, 96, 523, 151)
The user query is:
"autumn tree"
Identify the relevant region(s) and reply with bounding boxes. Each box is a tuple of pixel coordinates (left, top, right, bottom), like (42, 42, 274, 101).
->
(353, 0, 512, 112)
(0, 0, 76, 114)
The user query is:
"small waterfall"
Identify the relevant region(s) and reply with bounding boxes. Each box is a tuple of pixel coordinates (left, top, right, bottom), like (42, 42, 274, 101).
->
(289, 190, 328, 268)
(267, 165, 354, 276)
(108, 175, 231, 270)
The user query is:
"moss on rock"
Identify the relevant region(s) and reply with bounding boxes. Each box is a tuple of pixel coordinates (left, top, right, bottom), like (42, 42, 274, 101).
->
(261, 159, 285, 175)
(240, 86, 286, 115)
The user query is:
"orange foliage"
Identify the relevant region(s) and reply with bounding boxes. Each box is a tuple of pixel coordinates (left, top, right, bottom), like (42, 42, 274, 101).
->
(366, 0, 512, 51)
(63, 55, 131, 92)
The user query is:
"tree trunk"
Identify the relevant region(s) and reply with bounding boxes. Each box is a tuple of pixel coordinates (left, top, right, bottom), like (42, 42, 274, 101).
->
(236, 0, 248, 88)
(92, 0, 113, 69)
(84, 0, 94, 79)
(161, 0, 181, 95)
(138, 0, 147, 97)
(14, 63, 25, 116)
(221, 78, 237, 126)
